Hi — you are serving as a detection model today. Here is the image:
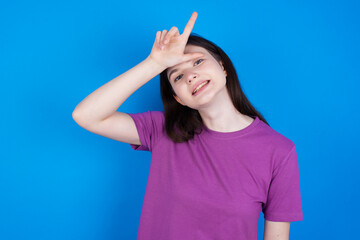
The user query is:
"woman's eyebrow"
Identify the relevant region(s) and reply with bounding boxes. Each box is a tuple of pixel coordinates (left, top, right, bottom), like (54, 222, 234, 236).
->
(167, 56, 205, 79)
(168, 68, 179, 80)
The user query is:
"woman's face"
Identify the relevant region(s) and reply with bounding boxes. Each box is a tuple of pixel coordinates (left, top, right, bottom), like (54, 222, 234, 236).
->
(167, 45, 227, 110)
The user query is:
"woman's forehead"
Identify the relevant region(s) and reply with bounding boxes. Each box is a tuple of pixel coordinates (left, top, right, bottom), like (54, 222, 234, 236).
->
(184, 45, 208, 54)
(167, 45, 210, 72)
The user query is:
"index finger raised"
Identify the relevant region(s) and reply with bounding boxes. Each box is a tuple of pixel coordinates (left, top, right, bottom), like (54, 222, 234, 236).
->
(181, 12, 198, 39)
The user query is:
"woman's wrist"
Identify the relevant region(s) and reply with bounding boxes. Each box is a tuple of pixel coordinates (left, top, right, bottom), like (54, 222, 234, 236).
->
(145, 55, 167, 72)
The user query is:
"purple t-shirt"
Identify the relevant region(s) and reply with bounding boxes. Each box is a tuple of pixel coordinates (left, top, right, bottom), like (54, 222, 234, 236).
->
(128, 110, 303, 240)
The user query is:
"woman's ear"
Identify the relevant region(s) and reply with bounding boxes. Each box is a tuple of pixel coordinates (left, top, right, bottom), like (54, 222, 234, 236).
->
(173, 95, 186, 106)
(220, 61, 227, 77)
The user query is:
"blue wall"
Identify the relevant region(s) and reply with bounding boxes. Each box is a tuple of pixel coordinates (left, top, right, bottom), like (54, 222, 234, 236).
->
(1, 0, 359, 239)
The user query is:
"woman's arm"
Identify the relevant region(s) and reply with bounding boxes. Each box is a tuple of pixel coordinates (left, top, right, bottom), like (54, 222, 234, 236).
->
(72, 56, 165, 124)
(73, 11, 203, 125)
(263, 220, 290, 240)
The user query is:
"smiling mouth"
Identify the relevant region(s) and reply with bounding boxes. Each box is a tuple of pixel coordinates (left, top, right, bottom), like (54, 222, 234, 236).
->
(192, 80, 210, 95)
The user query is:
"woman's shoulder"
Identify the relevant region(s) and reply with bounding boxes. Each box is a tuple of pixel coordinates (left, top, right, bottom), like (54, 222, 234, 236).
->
(149, 110, 165, 117)
(256, 119, 295, 152)
(128, 110, 165, 131)
(148, 110, 165, 123)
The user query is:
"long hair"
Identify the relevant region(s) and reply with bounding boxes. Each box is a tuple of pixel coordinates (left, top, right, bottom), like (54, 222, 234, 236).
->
(160, 33, 269, 143)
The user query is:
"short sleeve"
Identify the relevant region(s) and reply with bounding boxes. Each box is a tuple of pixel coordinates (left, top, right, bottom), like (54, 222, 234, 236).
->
(262, 145, 303, 222)
(127, 111, 164, 152)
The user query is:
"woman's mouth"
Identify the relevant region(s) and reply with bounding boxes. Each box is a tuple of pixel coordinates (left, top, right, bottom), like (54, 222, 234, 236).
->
(192, 80, 210, 96)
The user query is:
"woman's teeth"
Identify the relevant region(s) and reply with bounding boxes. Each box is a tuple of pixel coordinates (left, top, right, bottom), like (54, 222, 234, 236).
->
(193, 80, 209, 94)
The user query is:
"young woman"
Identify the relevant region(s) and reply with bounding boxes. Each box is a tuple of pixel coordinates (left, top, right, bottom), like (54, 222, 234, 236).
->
(73, 12, 303, 240)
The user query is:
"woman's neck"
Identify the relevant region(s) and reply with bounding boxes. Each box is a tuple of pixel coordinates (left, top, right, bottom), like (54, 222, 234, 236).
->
(197, 90, 254, 132)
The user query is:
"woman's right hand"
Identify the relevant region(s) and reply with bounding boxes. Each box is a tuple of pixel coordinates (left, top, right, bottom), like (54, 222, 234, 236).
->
(147, 12, 205, 69)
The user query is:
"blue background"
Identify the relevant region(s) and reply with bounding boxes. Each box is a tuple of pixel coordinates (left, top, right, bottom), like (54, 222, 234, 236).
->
(1, 0, 359, 239)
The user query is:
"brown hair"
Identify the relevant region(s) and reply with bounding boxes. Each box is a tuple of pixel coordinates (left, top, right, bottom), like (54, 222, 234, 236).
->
(160, 33, 269, 143)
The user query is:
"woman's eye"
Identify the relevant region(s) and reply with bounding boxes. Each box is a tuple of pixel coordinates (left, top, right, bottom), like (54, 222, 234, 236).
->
(174, 59, 204, 82)
(195, 59, 204, 65)
(175, 74, 183, 81)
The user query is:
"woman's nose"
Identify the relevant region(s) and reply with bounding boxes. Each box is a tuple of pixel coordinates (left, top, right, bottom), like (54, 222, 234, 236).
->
(186, 73, 199, 84)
